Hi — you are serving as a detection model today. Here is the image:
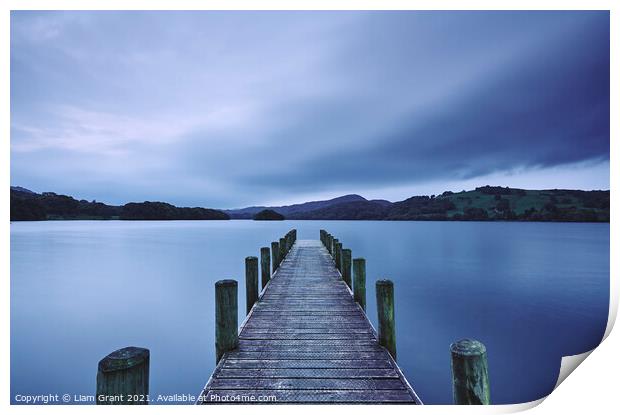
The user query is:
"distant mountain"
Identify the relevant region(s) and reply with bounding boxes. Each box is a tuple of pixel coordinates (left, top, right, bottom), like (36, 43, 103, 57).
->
(10, 186, 36, 194)
(253, 209, 285, 221)
(10, 189, 230, 221)
(286, 186, 609, 222)
(287, 200, 389, 220)
(120, 202, 229, 220)
(225, 194, 367, 219)
(10, 185, 610, 222)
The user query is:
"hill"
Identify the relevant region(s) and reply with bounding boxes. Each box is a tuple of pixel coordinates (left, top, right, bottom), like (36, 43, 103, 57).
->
(225, 194, 366, 219)
(253, 209, 285, 220)
(10, 185, 609, 222)
(10, 188, 230, 221)
(282, 186, 609, 222)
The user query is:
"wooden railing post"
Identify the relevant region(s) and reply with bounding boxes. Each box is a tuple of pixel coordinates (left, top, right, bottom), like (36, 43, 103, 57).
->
(450, 339, 491, 405)
(342, 248, 352, 289)
(96, 347, 149, 405)
(271, 241, 279, 273)
(376, 279, 396, 360)
(279, 237, 286, 265)
(353, 258, 366, 311)
(260, 247, 271, 289)
(335, 242, 343, 272)
(245, 256, 259, 314)
(215, 279, 238, 363)
(332, 238, 339, 261)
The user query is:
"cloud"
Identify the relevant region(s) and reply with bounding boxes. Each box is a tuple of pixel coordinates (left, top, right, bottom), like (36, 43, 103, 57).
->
(10, 11, 610, 207)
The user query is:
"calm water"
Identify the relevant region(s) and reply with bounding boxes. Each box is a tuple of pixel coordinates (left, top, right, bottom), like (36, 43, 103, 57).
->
(10, 220, 609, 404)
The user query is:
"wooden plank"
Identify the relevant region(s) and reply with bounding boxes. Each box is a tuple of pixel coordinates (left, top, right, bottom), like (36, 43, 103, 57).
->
(227, 351, 389, 360)
(208, 377, 407, 390)
(221, 360, 394, 369)
(201, 389, 414, 403)
(216, 368, 399, 378)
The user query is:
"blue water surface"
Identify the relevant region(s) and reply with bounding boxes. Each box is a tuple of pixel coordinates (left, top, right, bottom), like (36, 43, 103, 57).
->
(10, 220, 609, 404)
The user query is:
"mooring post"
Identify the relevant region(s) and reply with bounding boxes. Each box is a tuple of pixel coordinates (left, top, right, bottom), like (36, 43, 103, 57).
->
(332, 238, 339, 261)
(215, 279, 238, 364)
(342, 248, 352, 288)
(353, 258, 366, 311)
(335, 242, 343, 272)
(96, 346, 149, 405)
(271, 241, 279, 273)
(245, 256, 259, 314)
(279, 237, 286, 265)
(260, 247, 271, 289)
(376, 279, 396, 360)
(328, 235, 334, 254)
(450, 339, 491, 405)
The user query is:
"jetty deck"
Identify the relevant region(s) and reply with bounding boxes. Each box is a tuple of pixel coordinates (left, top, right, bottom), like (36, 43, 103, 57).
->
(199, 239, 421, 404)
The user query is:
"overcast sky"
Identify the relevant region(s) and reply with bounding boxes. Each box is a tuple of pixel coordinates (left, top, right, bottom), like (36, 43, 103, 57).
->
(10, 11, 609, 208)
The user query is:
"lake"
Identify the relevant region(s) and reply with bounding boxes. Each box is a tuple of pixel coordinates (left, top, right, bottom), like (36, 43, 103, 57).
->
(10, 220, 609, 404)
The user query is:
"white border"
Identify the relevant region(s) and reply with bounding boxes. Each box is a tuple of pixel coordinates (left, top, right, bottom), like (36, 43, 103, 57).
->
(2, 2, 617, 414)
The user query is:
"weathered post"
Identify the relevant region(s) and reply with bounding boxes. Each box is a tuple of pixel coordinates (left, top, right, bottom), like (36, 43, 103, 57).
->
(332, 238, 339, 261)
(279, 237, 286, 264)
(342, 248, 352, 289)
(353, 258, 366, 311)
(245, 256, 259, 314)
(96, 347, 149, 405)
(335, 242, 343, 272)
(376, 279, 396, 360)
(450, 339, 491, 405)
(271, 241, 279, 273)
(215, 279, 238, 363)
(260, 247, 271, 289)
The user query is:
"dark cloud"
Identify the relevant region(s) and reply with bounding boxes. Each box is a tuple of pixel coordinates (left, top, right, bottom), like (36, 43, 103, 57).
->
(10, 11, 609, 207)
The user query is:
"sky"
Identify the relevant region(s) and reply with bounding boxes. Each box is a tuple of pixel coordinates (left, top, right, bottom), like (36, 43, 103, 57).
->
(10, 11, 610, 208)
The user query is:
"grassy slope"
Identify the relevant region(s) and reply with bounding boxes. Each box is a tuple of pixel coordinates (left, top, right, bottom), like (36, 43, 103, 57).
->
(444, 189, 608, 218)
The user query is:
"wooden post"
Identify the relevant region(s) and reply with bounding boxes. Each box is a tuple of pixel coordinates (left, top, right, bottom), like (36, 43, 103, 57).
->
(342, 248, 352, 289)
(96, 346, 149, 405)
(271, 242, 279, 273)
(450, 339, 491, 405)
(332, 238, 339, 261)
(353, 258, 366, 311)
(376, 279, 396, 360)
(279, 237, 286, 265)
(245, 256, 259, 315)
(215, 279, 238, 364)
(335, 242, 343, 272)
(260, 247, 270, 289)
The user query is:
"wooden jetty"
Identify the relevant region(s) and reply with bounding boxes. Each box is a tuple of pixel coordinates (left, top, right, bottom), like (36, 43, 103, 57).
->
(96, 229, 490, 405)
(198, 231, 422, 404)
